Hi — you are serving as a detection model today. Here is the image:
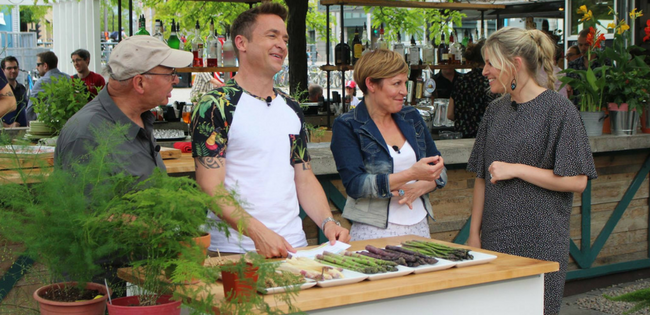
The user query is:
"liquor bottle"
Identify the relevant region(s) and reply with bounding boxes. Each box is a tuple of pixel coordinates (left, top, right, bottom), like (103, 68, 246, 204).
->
(408, 36, 419, 66)
(167, 19, 181, 49)
(206, 19, 221, 67)
(462, 30, 470, 47)
(393, 33, 405, 60)
(352, 27, 363, 65)
(422, 36, 434, 65)
(191, 21, 204, 67)
(438, 34, 448, 65)
(362, 40, 370, 56)
(222, 31, 236, 67)
(377, 26, 388, 50)
(454, 31, 463, 65)
(335, 40, 351, 65)
(135, 15, 149, 36)
(448, 32, 457, 65)
(152, 19, 166, 43)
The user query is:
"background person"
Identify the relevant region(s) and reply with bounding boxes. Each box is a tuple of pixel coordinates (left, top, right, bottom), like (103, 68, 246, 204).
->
(565, 45, 581, 63)
(467, 27, 597, 315)
(26, 51, 70, 122)
(308, 84, 322, 102)
(1, 56, 27, 127)
(71, 48, 106, 96)
(191, 3, 350, 258)
(330, 49, 447, 241)
(447, 39, 495, 138)
(344, 80, 360, 109)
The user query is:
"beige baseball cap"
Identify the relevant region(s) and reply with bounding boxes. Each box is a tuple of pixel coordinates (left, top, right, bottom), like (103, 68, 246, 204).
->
(108, 35, 192, 80)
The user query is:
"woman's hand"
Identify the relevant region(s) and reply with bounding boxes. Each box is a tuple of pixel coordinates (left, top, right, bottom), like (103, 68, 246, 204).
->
(467, 233, 481, 249)
(391, 182, 425, 209)
(488, 161, 518, 184)
(409, 156, 444, 182)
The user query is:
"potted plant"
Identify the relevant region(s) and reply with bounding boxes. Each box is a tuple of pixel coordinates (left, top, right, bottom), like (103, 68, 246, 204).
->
(560, 7, 609, 137)
(599, 7, 650, 135)
(30, 77, 92, 139)
(0, 126, 137, 314)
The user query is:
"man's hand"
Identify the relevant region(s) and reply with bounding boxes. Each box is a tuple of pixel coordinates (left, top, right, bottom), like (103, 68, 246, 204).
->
(248, 224, 296, 258)
(323, 221, 351, 245)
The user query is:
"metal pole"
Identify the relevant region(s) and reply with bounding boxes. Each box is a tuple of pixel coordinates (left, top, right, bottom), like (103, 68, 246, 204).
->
(340, 4, 346, 113)
(129, 0, 133, 36)
(326, 5, 331, 128)
(118, 0, 122, 41)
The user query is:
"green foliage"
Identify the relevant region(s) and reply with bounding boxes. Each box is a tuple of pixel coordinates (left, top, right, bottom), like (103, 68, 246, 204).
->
(307, 0, 335, 44)
(19, 6, 49, 24)
(425, 9, 466, 46)
(31, 77, 92, 133)
(604, 287, 650, 314)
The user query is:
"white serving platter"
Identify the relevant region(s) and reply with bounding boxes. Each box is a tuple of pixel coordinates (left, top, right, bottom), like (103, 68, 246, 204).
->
(315, 269, 368, 288)
(364, 265, 414, 280)
(409, 258, 457, 274)
(454, 251, 497, 268)
(258, 279, 317, 294)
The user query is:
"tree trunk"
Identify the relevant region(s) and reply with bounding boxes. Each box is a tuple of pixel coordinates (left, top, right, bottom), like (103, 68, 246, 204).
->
(284, 0, 309, 99)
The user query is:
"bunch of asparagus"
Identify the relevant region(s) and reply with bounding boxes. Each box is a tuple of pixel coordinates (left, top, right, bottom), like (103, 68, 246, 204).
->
(315, 251, 399, 274)
(357, 245, 439, 267)
(401, 240, 474, 261)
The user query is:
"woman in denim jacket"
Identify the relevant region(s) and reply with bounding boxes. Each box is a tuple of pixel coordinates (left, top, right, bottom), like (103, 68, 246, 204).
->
(330, 49, 447, 241)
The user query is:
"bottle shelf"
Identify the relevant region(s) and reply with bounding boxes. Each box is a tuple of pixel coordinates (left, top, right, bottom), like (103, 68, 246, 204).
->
(320, 64, 355, 71)
(176, 67, 238, 73)
(411, 64, 473, 70)
(320, 0, 504, 10)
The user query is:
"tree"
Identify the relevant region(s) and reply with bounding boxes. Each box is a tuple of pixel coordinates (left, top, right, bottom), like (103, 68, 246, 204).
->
(285, 0, 309, 97)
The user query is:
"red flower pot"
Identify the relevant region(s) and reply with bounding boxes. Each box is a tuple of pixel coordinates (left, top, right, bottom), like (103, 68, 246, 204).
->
(221, 263, 259, 301)
(106, 295, 181, 315)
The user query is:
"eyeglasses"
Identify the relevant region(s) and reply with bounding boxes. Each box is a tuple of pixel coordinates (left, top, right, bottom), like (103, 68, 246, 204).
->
(4, 66, 18, 70)
(142, 69, 178, 80)
(36, 63, 43, 67)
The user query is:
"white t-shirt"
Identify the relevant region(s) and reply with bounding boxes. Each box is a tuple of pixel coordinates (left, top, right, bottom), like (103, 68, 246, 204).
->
(387, 141, 427, 225)
(206, 92, 308, 253)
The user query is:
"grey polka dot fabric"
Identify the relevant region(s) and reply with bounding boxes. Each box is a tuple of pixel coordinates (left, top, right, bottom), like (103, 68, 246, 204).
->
(467, 90, 597, 315)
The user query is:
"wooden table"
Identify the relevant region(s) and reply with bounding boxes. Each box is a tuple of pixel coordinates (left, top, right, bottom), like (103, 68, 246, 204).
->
(118, 235, 558, 315)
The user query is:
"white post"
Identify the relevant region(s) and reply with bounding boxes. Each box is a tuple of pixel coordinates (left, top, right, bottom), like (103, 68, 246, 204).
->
(52, 0, 101, 76)
(11, 4, 19, 33)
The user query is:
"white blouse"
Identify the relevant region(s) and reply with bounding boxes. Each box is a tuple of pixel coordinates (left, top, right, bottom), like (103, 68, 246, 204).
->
(387, 141, 428, 225)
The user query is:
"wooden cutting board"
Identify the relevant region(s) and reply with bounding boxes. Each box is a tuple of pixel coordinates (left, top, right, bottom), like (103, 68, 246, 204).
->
(0, 145, 55, 170)
(159, 147, 182, 160)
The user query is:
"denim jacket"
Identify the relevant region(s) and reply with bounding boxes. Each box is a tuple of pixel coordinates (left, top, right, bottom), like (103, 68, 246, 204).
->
(330, 101, 447, 228)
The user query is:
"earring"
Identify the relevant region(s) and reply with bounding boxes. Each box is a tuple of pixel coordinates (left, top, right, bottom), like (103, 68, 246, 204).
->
(510, 78, 517, 91)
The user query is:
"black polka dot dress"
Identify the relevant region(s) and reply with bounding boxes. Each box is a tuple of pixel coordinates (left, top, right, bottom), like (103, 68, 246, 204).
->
(467, 90, 597, 315)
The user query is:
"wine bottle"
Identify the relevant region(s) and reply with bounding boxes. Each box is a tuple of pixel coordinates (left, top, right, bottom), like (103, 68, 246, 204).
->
(206, 19, 221, 67)
(191, 20, 204, 67)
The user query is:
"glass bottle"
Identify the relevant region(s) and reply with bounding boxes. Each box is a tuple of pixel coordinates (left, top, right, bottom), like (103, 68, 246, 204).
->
(377, 26, 388, 50)
(393, 33, 405, 60)
(448, 32, 457, 65)
(206, 19, 221, 67)
(438, 34, 448, 65)
(422, 36, 434, 65)
(167, 19, 181, 49)
(135, 15, 149, 36)
(153, 19, 166, 43)
(191, 20, 204, 67)
(408, 36, 419, 66)
(352, 27, 363, 65)
(335, 40, 351, 66)
(222, 31, 236, 67)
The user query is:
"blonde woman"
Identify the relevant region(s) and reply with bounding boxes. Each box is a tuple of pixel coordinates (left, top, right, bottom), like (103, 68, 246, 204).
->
(467, 27, 597, 315)
(330, 49, 446, 241)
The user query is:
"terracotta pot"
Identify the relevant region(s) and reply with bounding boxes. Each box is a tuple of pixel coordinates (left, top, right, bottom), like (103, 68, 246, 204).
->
(165, 232, 211, 284)
(106, 295, 181, 315)
(221, 263, 259, 301)
(33, 282, 110, 315)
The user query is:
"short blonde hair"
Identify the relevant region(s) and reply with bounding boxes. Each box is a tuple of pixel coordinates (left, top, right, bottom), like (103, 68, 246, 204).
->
(353, 49, 409, 95)
(482, 27, 557, 93)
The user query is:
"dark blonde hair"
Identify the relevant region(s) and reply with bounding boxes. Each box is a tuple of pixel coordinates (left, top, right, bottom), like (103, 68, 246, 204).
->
(353, 49, 409, 95)
(482, 27, 557, 92)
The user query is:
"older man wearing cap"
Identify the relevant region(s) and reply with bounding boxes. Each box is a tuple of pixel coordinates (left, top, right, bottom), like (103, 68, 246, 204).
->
(55, 36, 192, 181)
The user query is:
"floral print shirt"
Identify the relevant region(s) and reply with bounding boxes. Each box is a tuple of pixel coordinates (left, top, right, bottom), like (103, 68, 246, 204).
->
(190, 79, 311, 165)
(450, 68, 495, 138)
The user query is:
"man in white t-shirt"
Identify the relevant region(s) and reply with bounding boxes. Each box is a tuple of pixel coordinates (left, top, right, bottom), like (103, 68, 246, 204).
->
(191, 3, 350, 258)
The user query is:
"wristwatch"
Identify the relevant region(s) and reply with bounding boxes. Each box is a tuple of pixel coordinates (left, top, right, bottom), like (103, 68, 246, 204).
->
(321, 216, 341, 231)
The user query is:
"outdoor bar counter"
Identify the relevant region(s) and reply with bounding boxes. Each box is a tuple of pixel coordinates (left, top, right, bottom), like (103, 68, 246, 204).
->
(118, 235, 559, 314)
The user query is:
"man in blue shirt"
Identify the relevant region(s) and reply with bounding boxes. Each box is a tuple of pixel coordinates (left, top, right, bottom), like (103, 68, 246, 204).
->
(25, 51, 70, 122)
(1, 56, 28, 127)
